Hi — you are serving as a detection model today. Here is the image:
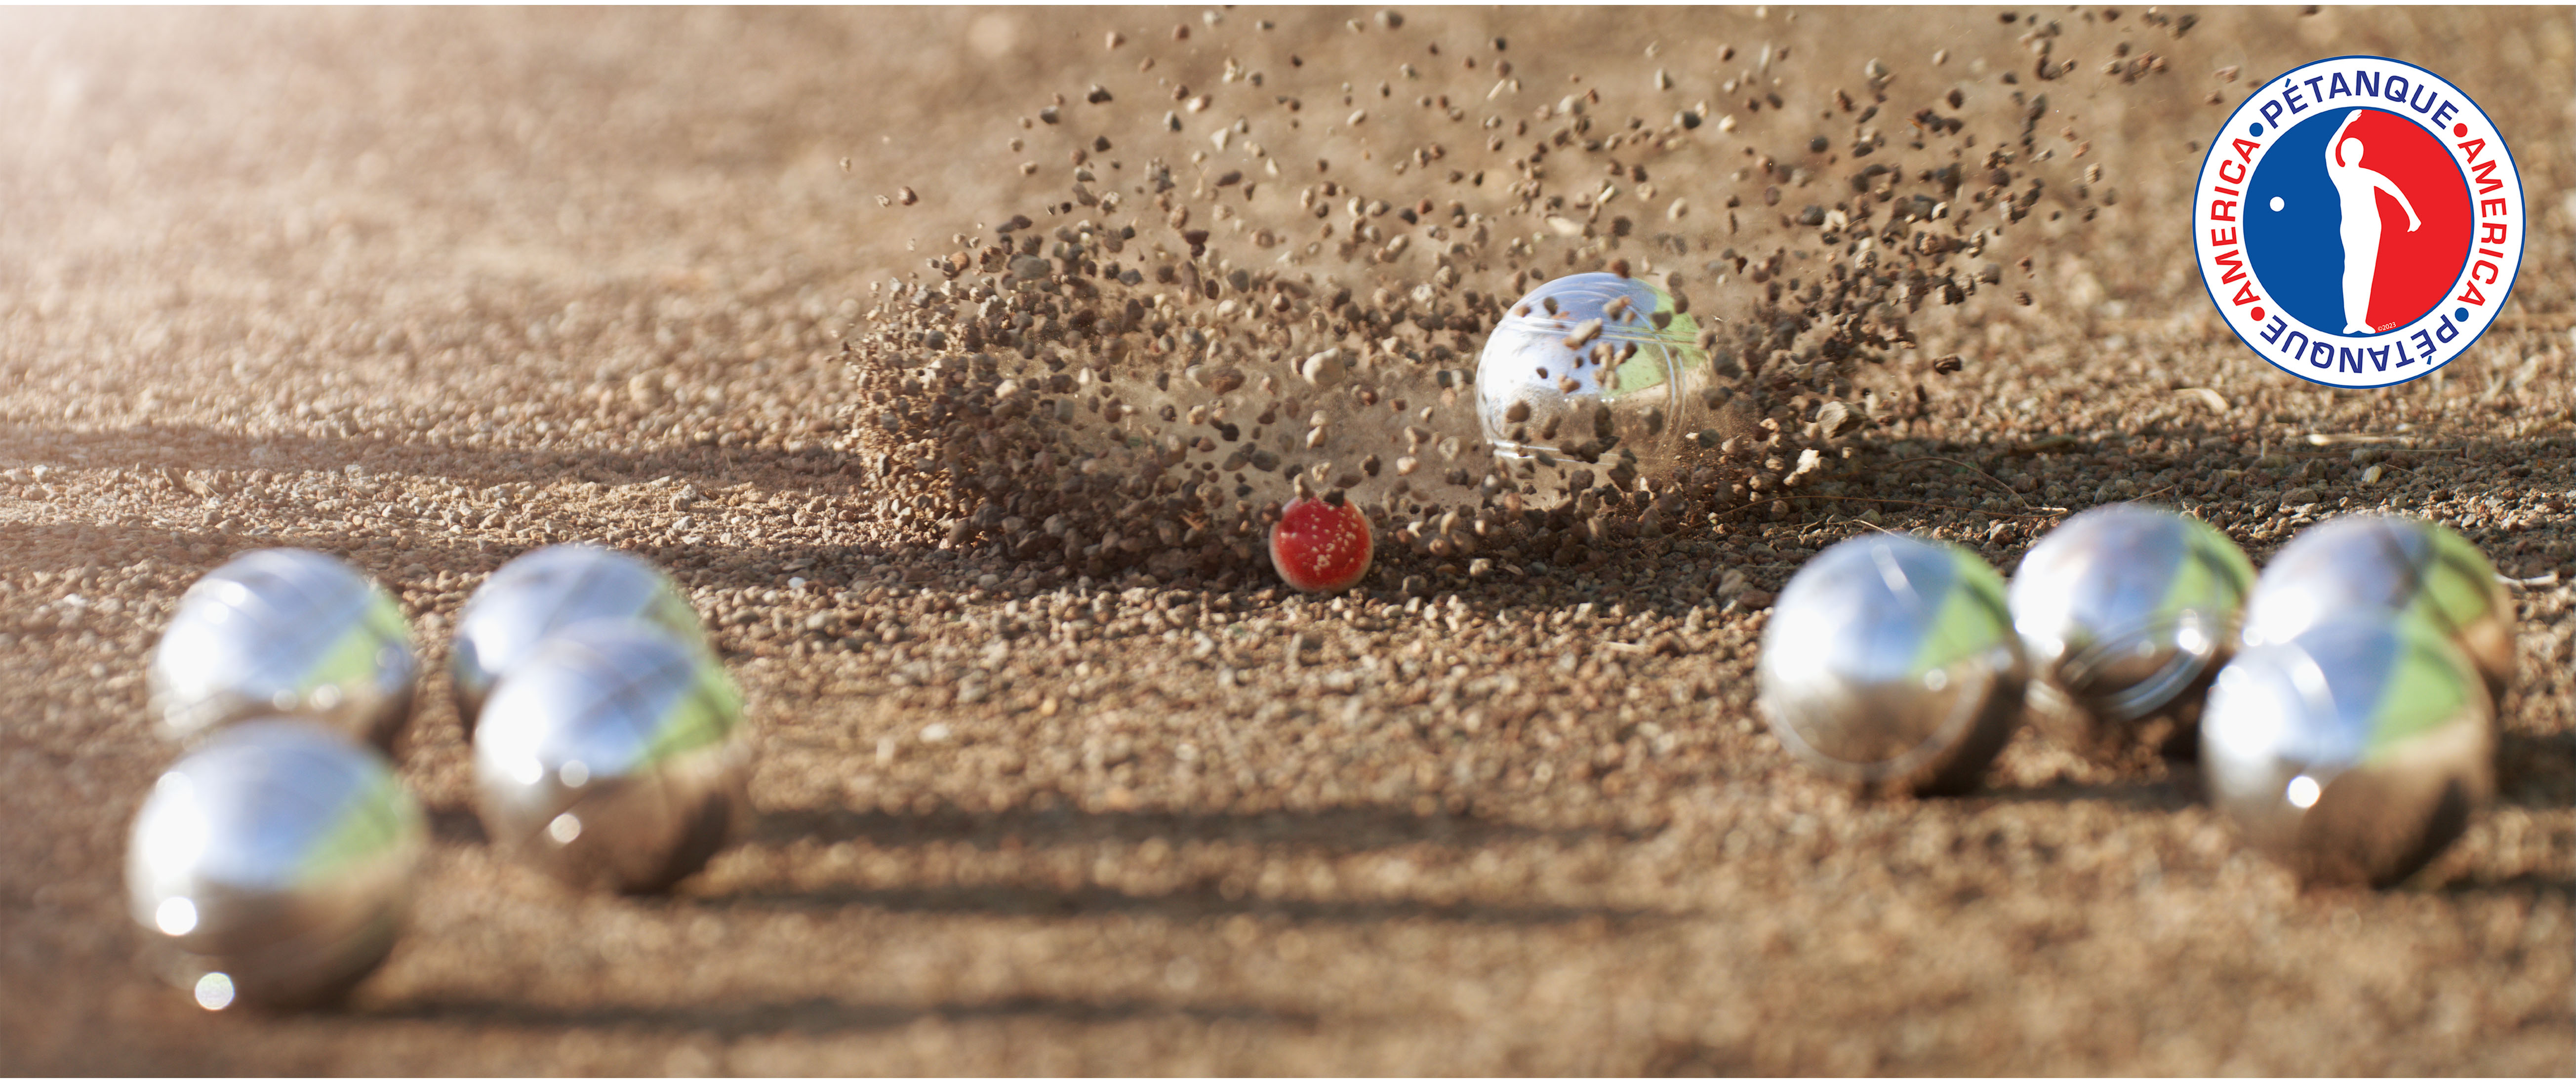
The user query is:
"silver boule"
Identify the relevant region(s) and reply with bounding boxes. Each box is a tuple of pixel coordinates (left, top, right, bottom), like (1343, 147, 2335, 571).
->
(125, 718, 426, 1010)
(1759, 533, 2027, 795)
(1475, 272, 1720, 475)
(149, 548, 417, 751)
(2009, 504, 2255, 762)
(450, 544, 708, 736)
(2202, 614, 2495, 887)
(471, 619, 748, 893)
(2241, 514, 2514, 700)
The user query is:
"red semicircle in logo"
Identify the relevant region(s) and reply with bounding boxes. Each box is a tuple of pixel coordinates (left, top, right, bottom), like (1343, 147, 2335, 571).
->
(2340, 109, 2473, 332)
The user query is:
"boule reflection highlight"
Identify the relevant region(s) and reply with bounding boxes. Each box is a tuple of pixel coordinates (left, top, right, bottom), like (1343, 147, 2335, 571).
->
(1759, 534, 2027, 795)
(2241, 514, 2515, 699)
(2202, 616, 2495, 887)
(2009, 504, 2255, 762)
(450, 544, 709, 736)
(148, 548, 417, 750)
(1475, 272, 1723, 476)
(472, 620, 748, 893)
(124, 718, 426, 1009)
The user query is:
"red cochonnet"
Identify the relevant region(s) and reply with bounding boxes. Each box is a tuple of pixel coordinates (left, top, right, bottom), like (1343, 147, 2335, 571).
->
(1269, 497, 1373, 593)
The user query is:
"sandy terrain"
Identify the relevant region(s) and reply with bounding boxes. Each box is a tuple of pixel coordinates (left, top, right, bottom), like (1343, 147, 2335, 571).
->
(0, 6, 2570, 1074)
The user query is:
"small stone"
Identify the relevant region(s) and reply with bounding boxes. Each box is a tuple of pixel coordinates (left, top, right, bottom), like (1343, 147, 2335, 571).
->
(1300, 349, 1347, 386)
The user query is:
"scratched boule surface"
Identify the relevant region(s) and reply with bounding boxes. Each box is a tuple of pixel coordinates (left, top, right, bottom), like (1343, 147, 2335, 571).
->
(0, 6, 2571, 1074)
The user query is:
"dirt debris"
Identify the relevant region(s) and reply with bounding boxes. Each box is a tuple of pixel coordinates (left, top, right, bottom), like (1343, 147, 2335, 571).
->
(841, 0, 2150, 592)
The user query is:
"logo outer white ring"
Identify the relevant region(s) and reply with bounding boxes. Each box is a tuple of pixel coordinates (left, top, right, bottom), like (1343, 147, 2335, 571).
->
(2193, 55, 2524, 390)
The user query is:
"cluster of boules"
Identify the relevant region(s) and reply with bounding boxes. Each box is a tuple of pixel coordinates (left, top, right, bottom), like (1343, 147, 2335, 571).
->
(129, 549, 427, 1011)
(1758, 506, 2511, 887)
(459, 545, 747, 894)
(2204, 516, 2509, 886)
(126, 543, 747, 1012)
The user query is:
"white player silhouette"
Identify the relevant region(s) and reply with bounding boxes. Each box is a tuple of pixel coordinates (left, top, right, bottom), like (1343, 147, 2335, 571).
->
(2324, 110, 2421, 333)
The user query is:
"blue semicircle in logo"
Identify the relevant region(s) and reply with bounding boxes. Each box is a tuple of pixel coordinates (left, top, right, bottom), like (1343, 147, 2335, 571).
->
(2246, 107, 2359, 335)
(2243, 108, 2361, 336)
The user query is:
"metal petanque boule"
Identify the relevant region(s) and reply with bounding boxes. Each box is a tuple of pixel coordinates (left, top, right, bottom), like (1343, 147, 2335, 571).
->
(471, 619, 749, 894)
(2240, 514, 2516, 701)
(1475, 271, 1724, 480)
(2009, 503, 2256, 762)
(124, 718, 427, 1010)
(148, 548, 418, 751)
(1758, 533, 2027, 796)
(450, 544, 710, 738)
(2201, 614, 2496, 888)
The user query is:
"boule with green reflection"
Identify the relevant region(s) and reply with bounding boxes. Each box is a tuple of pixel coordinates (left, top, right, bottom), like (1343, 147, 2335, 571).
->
(125, 718, 426, 1010)
(2241, 514, 2515, 701)
(2202, 612, 2496, 887)
(471, 619, 749, 893)
(450, 544, 711, 738)
(1759, 533, 2028, 795)
(2009, 503, 2256, 762)
(1475, 272, 1727, 480)
(148, 548, 418, 752)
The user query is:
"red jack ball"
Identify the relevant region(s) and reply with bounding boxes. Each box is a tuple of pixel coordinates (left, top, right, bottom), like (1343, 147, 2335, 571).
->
(1270, 496, 1373, 593)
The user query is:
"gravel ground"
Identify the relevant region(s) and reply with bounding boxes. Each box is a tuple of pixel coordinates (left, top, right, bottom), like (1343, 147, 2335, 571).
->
(1, 6, 2571, 1075)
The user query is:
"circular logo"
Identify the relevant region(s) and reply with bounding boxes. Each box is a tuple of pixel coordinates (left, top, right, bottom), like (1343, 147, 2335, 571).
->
(2195, 57, 2523, 388)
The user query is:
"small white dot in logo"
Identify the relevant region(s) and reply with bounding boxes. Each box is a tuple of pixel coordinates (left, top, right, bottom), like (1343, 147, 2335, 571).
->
(2268, 197, 2285, 212)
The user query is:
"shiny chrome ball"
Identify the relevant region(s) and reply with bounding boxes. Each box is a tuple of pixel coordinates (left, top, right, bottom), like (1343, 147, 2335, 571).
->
(2009, 504, 2256, 762)
(1475, 272, 1719, 472)
(2242, 514, 2515, 700)
(2202, 615, 2495, 887)
(125, 718, 426, 1010)
(1759, 533, 2027, 795)
(450, 544, 708, 737)
(472, 620, 748, 893)
(149, 549, 417, 751)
